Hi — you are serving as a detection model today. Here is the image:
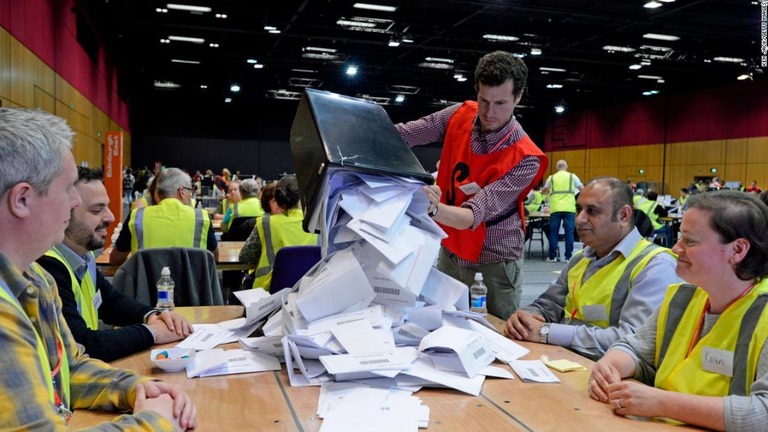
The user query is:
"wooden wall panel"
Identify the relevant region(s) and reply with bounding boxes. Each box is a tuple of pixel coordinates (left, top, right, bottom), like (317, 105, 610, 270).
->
(725, 138, 748, 164)
(548, 149, 586, 179)
(0, 28, 9, 100)
(0, 30, 129, 170)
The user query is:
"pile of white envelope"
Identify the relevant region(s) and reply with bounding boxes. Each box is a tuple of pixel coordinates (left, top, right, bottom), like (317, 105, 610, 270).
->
(233, 170, 532, 431)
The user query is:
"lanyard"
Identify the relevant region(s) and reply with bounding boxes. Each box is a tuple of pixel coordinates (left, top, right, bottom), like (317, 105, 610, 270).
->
(486, 121, 518, 153)
(686, 282, 755, 357)
(568, 282, 579, 323)
(50, 336, 71, 421)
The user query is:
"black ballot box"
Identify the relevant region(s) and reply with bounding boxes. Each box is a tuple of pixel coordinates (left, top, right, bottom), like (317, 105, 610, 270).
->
(290, 88, 434, 233)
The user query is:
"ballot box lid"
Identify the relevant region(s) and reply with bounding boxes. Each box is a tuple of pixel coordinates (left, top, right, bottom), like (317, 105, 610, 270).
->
(290, 88, 433, 232)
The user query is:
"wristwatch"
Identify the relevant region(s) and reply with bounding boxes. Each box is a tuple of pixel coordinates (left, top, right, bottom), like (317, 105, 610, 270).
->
(539, 324, 551, 344)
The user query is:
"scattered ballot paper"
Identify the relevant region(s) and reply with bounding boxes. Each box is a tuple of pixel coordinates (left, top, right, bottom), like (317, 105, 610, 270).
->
(541, 356, 588, 373)
(509, 359, 561, 383)
(186, 349, 281, 378)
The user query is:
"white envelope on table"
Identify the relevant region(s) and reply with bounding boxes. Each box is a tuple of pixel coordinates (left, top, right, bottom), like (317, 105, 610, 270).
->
(295, 248, 374, 322)
(283, 337, 333, 387)
(319, 347, 419, 376)
(418, 326, 494, 378)
(400, 355, 485, 396)
(189, 349, 281, 378)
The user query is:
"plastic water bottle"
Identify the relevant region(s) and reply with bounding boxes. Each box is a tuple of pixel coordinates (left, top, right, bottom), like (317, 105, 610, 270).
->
(470, 272, 488, 314)
(156, 267, 175, 311)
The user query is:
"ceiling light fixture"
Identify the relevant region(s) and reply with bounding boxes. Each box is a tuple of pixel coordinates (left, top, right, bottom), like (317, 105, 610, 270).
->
(215, 13, 227, 19)
(156, 8, 168, 13)
(171, 59, 200, 64)
(603, 45, 636, 53)
(346, 66, 358, 75)
(168, 35, 205, 44)
(713, 56, 746, 63)
(555, 105, 565, 114)
(200, 84, 207, 89)
(425, 57, 453, 63)
(353, 3, 397, 12)
(160, 38, 170, 44)
(540, 67, 567, 72)
(638, 74, 664, 80)
(483, 34, 520, 42)
(247, 59, 258, 64)
(209, 43, 219, 48)
(629, 64, 642, 70)
(643, 33, 680, 41)
(546, 84, 563, 89)
(643, 1, 663, 8)
(224, 97, 232, 103)
(395, 94, 405, 103)
(388, 38, 400, 47)
(166, 4, 211, 13)
(253, 64, 264, 69)
(153, 81, 180, 89)
(230, 84, 241, 92)
(269, 30, 281, 34)
(336, 19, 377, 28)
(291, 68, 318, 73)
(264, 26, 277, 31)
(304, 46, 337, 53)
(401, 37, 414, 43)
(737, 73, 753, 80)
(530, 48, 542, 55)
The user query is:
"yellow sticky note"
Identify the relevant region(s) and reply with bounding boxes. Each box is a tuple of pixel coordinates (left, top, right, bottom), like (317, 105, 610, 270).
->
(544, 359, 588, 373)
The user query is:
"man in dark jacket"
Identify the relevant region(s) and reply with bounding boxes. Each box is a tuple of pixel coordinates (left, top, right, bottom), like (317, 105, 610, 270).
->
(37, 167, 193, 362)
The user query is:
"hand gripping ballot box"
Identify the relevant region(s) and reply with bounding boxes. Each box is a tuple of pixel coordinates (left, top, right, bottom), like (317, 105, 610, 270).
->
(289, 88, 434, 233)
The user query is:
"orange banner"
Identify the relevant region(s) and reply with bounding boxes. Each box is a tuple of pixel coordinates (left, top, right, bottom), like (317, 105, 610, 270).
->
(104, 132, 123, 247)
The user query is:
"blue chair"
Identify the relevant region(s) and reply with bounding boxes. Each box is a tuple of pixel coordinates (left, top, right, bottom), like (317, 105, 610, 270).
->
(269, 246, 322, 294)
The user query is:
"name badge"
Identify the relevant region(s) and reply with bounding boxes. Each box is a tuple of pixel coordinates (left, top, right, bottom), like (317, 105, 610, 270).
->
(93, 290, 103, 310)
(582, 304, 609, 322)
(702, 347, 733, 377)
(458, 182, 482, 195)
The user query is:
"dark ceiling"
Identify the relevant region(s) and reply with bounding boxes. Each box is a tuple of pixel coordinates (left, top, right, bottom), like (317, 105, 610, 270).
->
(79, 0, 762, 128)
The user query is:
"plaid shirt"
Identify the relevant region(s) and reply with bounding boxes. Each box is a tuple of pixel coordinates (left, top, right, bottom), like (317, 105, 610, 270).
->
(0, 253, 173, 431)
(396, 103, 540, 266)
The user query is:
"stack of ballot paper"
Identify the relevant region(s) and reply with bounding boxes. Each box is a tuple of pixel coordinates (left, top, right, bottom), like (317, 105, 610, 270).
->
(261, 170, 530, 403)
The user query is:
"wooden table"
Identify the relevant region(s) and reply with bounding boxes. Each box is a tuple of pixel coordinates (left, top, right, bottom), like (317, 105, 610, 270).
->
(70, 307, 696, 431)
(95, 241, 255, 273)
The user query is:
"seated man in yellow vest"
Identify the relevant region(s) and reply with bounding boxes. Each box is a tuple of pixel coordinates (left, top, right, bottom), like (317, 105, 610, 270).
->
(0, 108, 196, 429)
(37, 167, 193, 362)
(110, 167, 218, 265)
(504, 177, 681, 360)
(221, 178, 264, 232)
(542, 159, 583, 262)
(636, 190, 673, 247)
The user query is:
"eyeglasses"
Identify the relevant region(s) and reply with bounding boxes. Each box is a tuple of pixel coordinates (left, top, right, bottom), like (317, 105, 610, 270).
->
(180, 186, 195, 194)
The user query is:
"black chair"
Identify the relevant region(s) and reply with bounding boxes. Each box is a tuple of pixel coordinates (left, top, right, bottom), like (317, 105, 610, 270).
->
(269, 246, 322, 294)
(221, 217, 256, 241)
(633, 209, 654, 238)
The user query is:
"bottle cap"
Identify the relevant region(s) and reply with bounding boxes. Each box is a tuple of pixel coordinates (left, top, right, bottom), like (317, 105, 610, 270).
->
(474, 272, 483, 281)
(161, 267, 170, 276)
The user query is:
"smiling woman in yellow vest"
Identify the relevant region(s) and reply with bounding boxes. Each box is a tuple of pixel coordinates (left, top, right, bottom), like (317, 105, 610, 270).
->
(589, 190, 768, 431)
(222, 178, 264, 232)
(240, 175, 317, 291)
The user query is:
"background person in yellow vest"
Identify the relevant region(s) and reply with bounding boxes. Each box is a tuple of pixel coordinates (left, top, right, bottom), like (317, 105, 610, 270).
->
(222, 178, 263, 232)
(637, 190, 673, 247)
(524, 183, 546, 214)
(632, 188, 645, 207)
(239, 175, 317, 291)
(396, 51, 548, 319)
(542, 160, 583, 262)
(110, 167, 218, 265)
(0, 108, 197, 429)
(37, 167, 193, 362)
(213, 179, 240, 221)
(590, 191, 768, 430)
(504, 177, 680, 360)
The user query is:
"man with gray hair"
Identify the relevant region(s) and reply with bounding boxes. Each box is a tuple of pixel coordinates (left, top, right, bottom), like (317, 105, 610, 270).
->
(0, 108, 197, 429)
(110, 167, 218, 265)
(222, 177, 264, 233)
